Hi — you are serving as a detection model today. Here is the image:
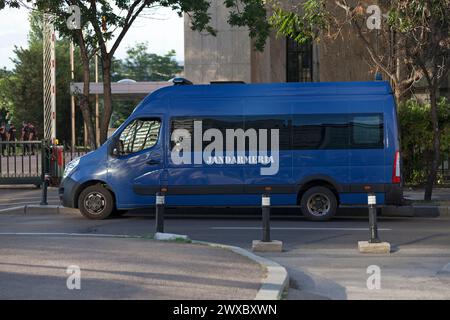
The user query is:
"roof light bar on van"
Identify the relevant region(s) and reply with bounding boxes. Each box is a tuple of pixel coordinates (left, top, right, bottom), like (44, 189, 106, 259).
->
(392, 150, 401, 184)
(171, 77, 193, 85)
(210, 81, 246, 84)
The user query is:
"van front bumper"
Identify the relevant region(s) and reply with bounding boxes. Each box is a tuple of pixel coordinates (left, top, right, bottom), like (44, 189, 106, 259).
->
(59, 177, 80, 208)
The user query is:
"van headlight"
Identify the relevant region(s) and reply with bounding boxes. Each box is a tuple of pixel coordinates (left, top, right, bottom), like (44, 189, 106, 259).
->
(63, 158, 80, 179)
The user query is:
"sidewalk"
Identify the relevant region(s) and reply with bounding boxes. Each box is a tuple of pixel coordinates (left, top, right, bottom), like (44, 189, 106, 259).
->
(0, 235, 264, 299)
(269, 247, 450, 300)
(404, 188, 450, 202)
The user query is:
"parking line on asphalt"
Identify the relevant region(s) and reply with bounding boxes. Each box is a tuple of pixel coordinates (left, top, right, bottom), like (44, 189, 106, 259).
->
(211, 227, 392, 231)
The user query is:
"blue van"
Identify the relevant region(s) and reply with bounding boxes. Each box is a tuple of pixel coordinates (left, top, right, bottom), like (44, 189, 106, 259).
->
(59, 81, 402, 220)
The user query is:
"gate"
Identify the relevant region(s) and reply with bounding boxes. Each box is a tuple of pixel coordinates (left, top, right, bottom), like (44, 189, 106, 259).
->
(0, 140, 91, 186)
(0, 140, 48, 186)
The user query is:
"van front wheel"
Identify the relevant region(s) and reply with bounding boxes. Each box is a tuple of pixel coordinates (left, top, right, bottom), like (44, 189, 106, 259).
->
(78, 185, 114, 220)
(300, 186, 337, 221)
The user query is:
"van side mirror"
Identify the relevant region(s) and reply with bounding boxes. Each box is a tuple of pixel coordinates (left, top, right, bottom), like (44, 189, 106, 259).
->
(111, 139, 124, 156)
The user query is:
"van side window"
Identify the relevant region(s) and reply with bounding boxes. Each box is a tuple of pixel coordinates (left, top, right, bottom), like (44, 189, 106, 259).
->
(292, 113, 384, 149)
(292, 114, 349, 149)
(244, 116, 291, 151)
(351, 114, 384, 148)
(171, 117, 243, 152)
(119, 119, 161, 155)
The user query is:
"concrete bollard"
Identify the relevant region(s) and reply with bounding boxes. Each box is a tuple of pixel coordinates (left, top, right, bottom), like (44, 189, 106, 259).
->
(358, 192, 391, 254)
(155, 191, 165, 234)
(252, 192, 283, 252)
(40, 173, 51, 206)
(262, 193, 271, 242)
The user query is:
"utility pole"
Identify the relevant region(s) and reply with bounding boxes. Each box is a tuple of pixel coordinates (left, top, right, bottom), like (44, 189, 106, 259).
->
(43, 13, 56, 143)
(70, 41, 76, 150)
(95, 53, 100, 147)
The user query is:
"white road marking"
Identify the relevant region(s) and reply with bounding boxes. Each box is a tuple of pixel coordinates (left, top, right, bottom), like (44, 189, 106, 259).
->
(0, 232, 138, 238)
(0, 201, 59, 207)
(0, 197, 59, 201)
(211, 227, 392, 231)
(441, 263, 450, 273)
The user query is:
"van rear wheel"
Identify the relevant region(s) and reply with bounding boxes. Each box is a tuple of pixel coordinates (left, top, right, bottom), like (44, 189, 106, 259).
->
(78, 184, 114, 220)
(300, 186, 337, 221)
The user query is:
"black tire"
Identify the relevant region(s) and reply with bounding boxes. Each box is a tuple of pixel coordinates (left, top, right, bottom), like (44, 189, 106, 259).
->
(78, 184, 114, 220)
(300, 186, 337, 221)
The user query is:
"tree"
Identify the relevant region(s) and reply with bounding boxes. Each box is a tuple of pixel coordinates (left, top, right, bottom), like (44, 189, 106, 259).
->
(0, 69, 14, 119)
(34, 0, 101, 149)
(2, 11, 83, 142)
(399, 98, 450, 185)
(35, 0, 270, 144)
(0, 0, 21, 9)
(113, 42, 182, 81)
(269, 0, 450, 200)
(109, 44, 182, 127)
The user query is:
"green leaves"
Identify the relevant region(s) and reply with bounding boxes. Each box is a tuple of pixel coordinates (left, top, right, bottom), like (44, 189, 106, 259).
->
(399, 98, 450, 185)
(225, 0, 270, 51)
(113, 42, 182, 82)
(269, 0, 327, 44)
(0, 0, 21, 10)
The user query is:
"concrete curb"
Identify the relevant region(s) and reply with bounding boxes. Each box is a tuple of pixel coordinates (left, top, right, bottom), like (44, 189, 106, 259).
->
(0, 205, 79, 215)
(193, 240, 289, 300)
(2, 204, 450, 218)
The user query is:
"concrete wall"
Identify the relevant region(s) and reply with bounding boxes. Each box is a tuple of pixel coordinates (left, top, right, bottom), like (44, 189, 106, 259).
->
(251, 31, 286, 83)
(183, 0, 390, 84)
(184, 1, 251, 84)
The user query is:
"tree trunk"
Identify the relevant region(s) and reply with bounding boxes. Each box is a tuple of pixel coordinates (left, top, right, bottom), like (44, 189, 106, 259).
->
(80, 59, 96, 150)
(100, 56, 113, 144)
(76, 32, 96, 150)
(424, 87, 441, 201)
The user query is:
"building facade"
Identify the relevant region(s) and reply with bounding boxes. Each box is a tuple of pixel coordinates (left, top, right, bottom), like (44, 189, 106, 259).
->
(184, 1, 378, 84)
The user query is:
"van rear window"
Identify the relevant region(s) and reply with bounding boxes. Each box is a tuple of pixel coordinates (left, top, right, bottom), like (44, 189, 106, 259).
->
(351, 114, 384, 148)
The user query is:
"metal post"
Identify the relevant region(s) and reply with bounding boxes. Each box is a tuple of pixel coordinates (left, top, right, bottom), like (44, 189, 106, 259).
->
(95, 54, 100, 148)
(155, 192, 165, 233)
(368, 192, 380, 243)
(43, 14, 56, 142)
(262, 193, 271, 242)
(70, 42, 76, 151)
(40, 173, 51, 205)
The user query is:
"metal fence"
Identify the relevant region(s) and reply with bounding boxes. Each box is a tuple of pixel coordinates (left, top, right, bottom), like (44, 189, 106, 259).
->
(0, 140, 46, 185)
(440, 159, 450, 184)
(61, 141, 91, 164)
(0, 140, 91, 186)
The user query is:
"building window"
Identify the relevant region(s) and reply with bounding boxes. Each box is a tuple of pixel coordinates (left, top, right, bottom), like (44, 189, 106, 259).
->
(286, 38, 313, 82)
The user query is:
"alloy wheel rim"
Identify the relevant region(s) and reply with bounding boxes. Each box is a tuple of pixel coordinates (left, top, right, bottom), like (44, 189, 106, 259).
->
(84, 192, 106, 215)
(307, 193, 331, 216)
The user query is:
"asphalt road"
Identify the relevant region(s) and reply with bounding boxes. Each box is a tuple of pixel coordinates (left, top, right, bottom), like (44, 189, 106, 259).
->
(1, 209, 450, 299)
(0, 186, 60, 209)
(1, 187, 450, 299)
(0, 234, 262, 300)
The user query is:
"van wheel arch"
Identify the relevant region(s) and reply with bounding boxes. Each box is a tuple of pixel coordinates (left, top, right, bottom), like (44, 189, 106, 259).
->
(74, 180, 116, 210)
(297, 179, 340, 206)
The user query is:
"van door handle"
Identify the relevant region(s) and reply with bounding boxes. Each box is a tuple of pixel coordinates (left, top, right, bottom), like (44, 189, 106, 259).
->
(146, 159, 160, 165)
